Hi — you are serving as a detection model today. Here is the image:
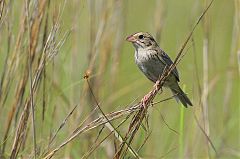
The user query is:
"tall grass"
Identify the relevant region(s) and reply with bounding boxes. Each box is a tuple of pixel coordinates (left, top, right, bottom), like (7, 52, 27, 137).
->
(178, 84, 186, 158)
(0, 0, 239, 158)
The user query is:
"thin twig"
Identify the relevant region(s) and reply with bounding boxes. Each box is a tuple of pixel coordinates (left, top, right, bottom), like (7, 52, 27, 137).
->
(160, 113, 179, 135)
(81, 115, 132, 159)
(193, 113, 217, 155)
(86, 78, 140, 158)
(49, 105, 78, 145)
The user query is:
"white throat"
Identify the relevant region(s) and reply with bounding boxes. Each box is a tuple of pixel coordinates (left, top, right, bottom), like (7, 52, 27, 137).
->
(134, 48, 147, 61)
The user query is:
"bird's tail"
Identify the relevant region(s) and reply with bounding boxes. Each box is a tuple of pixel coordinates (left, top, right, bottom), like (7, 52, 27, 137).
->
(170, 84, 193, 107)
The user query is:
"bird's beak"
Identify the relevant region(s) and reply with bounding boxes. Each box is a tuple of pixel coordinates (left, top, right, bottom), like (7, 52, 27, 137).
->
(126, 35, 136, 42)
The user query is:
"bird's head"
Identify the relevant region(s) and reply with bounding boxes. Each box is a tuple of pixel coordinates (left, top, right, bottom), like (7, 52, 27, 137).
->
(126, 32, 158, 49)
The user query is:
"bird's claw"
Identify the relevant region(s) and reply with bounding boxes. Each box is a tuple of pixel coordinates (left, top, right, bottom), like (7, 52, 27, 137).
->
(141, 93, 150, 108)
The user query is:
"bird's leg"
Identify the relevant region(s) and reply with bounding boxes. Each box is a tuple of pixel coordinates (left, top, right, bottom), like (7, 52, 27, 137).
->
(141, 93, 151, 108)
(141, 95, 148, 108)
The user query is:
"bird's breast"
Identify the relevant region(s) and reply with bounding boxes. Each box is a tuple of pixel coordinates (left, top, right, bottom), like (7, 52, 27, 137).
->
(134, 49, 168, 82)
(134, 49, 149, 63)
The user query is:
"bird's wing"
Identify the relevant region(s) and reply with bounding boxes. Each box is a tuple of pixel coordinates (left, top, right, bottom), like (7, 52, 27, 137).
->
(156, 49, 180, 82)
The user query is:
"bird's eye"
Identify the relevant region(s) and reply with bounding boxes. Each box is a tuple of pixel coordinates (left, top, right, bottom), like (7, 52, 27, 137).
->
(138, 35, 144, 39)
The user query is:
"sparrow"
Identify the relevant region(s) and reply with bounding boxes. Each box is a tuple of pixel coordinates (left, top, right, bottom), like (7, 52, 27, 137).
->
(126, 32, 192, 107)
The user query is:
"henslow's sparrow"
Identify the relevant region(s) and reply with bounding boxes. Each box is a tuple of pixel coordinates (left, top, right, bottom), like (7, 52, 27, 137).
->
(126, 32, 192, 107)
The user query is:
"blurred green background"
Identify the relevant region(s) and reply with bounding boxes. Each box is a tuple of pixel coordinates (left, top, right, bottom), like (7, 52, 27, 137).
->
(0, 0, 239, 158)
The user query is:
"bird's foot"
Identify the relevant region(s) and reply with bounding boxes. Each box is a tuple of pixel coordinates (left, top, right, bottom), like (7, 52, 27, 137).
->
(141, 93, 151, 108)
